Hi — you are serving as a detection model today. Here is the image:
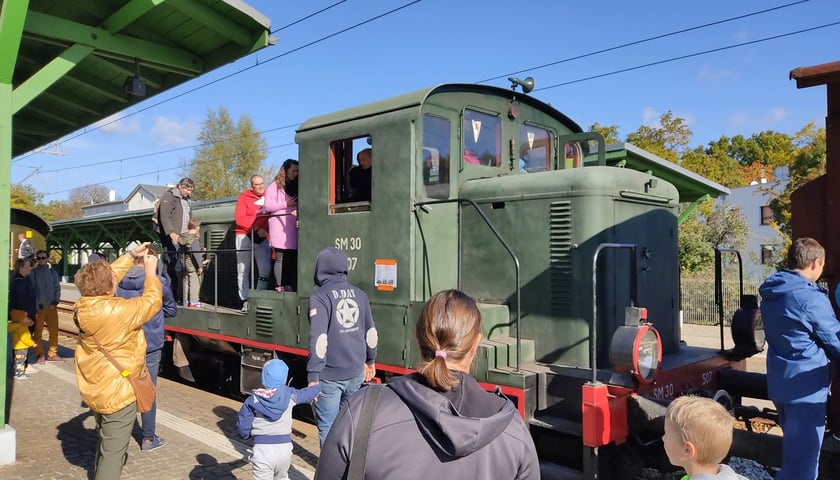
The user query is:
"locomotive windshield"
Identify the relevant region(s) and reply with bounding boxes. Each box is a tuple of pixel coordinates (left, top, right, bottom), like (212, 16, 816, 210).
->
(519, 125, 552, 173)
(463, 109, 500, 167)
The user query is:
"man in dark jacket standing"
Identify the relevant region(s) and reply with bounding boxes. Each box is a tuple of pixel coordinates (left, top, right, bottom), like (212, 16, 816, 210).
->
(31, 250, 62, 362)
(156, 177, 194, 301)
(760, 237, 840, 480)
(116, 254, 178, 452)
(307, 247, 377, 445)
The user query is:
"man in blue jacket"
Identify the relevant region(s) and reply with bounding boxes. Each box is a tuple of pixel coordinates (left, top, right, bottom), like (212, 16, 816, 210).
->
(760, 237, 840, 480)
(116, 253, 178, 452)
(307, 247, 377, 445)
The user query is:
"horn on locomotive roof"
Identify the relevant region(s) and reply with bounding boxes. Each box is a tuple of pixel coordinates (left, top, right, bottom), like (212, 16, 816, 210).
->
(508, 76, 534, 94)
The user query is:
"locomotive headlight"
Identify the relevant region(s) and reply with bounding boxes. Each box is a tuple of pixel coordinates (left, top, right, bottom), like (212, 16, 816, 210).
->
(609, 324, 662, 384)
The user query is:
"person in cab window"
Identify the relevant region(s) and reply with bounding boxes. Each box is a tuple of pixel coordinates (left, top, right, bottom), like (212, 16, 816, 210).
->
(348, 148, 372, 202)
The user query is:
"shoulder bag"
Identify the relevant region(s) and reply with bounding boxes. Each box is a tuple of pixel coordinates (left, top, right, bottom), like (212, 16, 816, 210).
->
(347, 384, 384, 480)
(90, 334, 156, 413)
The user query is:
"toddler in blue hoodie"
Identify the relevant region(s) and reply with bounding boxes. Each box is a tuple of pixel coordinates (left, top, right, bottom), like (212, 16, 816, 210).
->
(237, 359, 320, 479)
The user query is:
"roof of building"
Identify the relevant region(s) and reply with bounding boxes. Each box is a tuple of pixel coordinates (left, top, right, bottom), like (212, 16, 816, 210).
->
(605, 142, 730, 203)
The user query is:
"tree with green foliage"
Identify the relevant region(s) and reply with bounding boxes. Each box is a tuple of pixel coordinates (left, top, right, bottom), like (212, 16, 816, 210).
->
(768, 122, 826, 237)
(587, 122, 621, 145)
(678, 203, 749, 274)
(184, 107, 268, 200)
(727, 131, 794, 166)
(681, 144, 745, 188)
(11, 184, 42, 211)
(625, 111, 692, 163)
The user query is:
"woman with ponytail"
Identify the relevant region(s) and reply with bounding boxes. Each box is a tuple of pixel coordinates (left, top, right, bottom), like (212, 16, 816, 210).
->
(316, 289, 539, 479)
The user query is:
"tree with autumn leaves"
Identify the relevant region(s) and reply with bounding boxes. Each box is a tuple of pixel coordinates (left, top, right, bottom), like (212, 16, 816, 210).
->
(589, 114, 826, 274)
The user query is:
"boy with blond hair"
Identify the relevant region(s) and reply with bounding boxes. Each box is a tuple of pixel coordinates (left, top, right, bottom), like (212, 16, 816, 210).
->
(662, 395, 747, 479)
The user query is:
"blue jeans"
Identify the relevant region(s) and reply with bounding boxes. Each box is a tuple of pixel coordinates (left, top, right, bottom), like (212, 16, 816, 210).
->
(775, 401, 826, 480)
(140, 349, 162, 441)
(314, 373, 364, 445)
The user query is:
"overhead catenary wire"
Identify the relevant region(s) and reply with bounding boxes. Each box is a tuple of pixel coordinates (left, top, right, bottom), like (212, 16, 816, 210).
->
(12, 0, 423, 165)
(20, 2, 834, 196)
(14, 0, 795, 166)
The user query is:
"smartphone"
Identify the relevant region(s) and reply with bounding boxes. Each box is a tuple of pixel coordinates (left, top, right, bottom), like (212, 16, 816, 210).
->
(147, 243, 163, 255)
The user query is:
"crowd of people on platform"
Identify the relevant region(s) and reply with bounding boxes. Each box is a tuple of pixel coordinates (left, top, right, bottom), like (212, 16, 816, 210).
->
(16, 152, 840, 480)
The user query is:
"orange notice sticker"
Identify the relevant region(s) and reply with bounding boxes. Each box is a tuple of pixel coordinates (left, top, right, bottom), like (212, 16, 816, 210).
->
(374, 259, 397, 291)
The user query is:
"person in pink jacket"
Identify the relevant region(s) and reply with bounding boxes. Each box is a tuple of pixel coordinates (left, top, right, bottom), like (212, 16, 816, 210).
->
(263, 159, 299, 291)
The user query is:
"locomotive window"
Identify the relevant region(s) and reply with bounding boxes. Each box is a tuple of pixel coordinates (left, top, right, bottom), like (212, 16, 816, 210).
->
(463, 109, 500, 167)
(518, 125, 552, 173)
(422, 114, 451, 199)
(330, 136, 373, 211)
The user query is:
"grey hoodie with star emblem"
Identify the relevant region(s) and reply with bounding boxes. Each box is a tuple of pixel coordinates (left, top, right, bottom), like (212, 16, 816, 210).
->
(307, 247, 377, 383)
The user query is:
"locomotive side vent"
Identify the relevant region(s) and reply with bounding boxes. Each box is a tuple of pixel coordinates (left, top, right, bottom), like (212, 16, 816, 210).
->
(254, 305, 274, 337)
(549, 201, 573, 313)
(209, 229, 226, 251)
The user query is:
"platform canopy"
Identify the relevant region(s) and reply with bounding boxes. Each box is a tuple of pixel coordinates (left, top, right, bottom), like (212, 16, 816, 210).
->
(1, 0, 273, 157)
(0, 0, 273, 436)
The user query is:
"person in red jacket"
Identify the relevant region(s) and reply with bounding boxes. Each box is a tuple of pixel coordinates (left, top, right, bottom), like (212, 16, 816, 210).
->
(234, 175, 271, 312)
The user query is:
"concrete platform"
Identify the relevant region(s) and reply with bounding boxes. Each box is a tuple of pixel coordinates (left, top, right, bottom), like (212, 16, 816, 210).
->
(0, 337, 318, 480)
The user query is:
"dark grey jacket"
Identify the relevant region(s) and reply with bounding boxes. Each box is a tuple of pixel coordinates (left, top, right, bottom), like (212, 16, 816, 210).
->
(158, 186, 190, 237)
(315, 371, 539, 479)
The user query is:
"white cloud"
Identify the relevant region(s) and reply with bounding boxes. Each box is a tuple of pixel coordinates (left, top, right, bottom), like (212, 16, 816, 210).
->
(642, 107, 660, 127)
(93, 112, 142, 136)
(726, 107, 787, 132)
(150, 116, 200, 146)
(698, 63, 736, 82)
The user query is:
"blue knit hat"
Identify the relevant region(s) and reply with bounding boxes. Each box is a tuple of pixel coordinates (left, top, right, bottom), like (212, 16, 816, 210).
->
(261, 359, 289, 389)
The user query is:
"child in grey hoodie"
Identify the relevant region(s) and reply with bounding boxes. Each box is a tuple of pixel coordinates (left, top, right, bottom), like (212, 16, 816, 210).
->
(662, 395, 747, 479)
(237, 359, 320, 480)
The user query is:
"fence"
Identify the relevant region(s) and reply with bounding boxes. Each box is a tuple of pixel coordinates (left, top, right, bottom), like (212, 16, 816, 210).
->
(681, 277, 761, 326)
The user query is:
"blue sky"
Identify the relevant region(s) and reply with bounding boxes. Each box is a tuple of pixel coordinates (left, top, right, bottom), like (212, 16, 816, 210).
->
(14, 0, 840, 202)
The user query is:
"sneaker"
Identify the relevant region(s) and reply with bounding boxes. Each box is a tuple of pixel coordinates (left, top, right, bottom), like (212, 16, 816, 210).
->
(46, 355, 64, 362)
(36, 356, 46, 364)
(25, 365, 40, 374)
(240, 301, 248, 313)
(141, 436, 166, 452)
(275, 286, 286, 292)
(186, 302, 201, 308)
(14, 373, 30, 380)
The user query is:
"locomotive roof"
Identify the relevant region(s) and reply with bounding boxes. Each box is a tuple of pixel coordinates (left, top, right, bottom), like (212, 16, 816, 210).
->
(297, 83, 583, 134)
(605, 142, 730, 202)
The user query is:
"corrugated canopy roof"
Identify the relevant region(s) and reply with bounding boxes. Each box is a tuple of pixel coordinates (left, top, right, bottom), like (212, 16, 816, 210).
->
(605, 142, 730, 202)
(2, 0, 273, 157)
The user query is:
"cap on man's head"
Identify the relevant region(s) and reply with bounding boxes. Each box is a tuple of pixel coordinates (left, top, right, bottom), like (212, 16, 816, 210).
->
(261, 359, 289, 389)
(179, 177, 195, 188)
(89, 252, 106, 263)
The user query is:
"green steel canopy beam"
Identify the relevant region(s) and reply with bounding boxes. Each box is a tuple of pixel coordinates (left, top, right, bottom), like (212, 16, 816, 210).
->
(24, 10, 204, 74)
(0, 0, 28, 83)
(168, 0, 255, 47)
(101, 0, 166, 33)
(678, 194, 711, 225)
(12, 43, 93, 113)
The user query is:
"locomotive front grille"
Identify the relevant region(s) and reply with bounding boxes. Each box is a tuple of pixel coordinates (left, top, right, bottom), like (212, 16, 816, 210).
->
(549, 201, 573, 314)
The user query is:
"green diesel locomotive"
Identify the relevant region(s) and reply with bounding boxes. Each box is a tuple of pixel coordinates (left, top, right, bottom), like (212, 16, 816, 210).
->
(52, 81, 770, 478)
